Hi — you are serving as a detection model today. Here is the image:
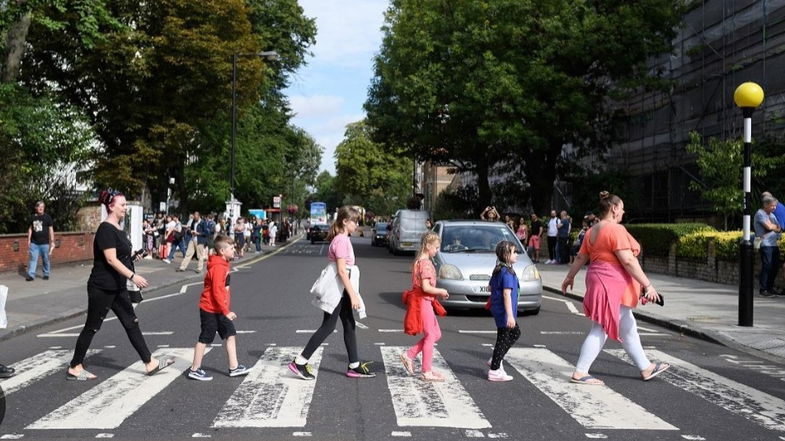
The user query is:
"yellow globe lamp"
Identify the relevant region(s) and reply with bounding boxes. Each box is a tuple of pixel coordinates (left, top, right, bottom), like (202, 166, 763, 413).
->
(733, 82, 764, 108)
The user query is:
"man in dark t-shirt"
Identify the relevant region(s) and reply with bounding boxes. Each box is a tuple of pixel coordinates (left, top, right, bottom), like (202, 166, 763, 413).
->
(26, 201, 54, 281)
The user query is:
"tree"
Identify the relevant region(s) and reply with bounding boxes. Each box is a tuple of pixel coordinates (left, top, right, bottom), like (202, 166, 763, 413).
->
(686, 131, 779, 229)
(334, 120, 412, 216)
(366, 0, 684, 214)
(312, 171, 343, 213)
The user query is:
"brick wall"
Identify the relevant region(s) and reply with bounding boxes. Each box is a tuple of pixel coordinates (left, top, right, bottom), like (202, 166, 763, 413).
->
(639, 243, 758, 286)
(0, 232, 95, 273)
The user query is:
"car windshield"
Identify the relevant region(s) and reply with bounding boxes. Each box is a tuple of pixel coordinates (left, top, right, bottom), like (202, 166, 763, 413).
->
(376, 223, 388, 232)
(440, 225, 522, 253)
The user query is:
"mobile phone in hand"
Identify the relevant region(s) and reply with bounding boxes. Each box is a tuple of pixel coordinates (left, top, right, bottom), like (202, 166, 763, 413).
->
(640, 292, 665, 306)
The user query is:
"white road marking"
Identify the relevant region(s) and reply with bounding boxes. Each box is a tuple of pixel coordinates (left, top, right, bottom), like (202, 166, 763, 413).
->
(38, 331, 173, 338)
(540, 331, 584, 335)
(638, 332, 668, 337)
(585, 434, 607, 439)
(27, 348, 199, 430)
(0, 435, 24, 439)
(391, 431, 412, 437)
(457, 330, 496, 334)
(191, 434, 212, 438)
(504, 348, 678, 430)
(380, 346, 491, 429)
(533, 344, 547, 348)
(375, 342, 387, 345)
(680, 436, 706, 440)
(1, 349, 100, 396)
(464, 429, 485, 438)
(543, 295, 581, 315)
(296, 330, 337, 334)
(95, 434, 114, 438)
(212, 346, 323, 428)
(607, 348, 785, 432)
(379, 329, 404, 333)
(292, 432, 312, 437)
(487, 433, 509, 439)
(356, 321, 369, 329)
(236, 330, 256, 334)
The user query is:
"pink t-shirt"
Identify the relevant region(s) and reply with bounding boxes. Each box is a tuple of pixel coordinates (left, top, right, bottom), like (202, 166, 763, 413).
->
(328, 233, 355, 266)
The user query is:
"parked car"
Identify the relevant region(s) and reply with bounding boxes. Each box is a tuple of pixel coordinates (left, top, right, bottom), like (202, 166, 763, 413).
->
(389, 209, 429, 254)
(431, 220, 542, 314)
(309, 224, 329, 244)
(372, 222, 389, 247)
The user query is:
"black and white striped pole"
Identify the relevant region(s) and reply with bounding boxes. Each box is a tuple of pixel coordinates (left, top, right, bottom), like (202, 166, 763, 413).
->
(733, 81, 764, 327)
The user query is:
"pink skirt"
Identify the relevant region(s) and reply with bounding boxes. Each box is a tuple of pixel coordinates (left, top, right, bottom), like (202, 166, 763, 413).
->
(582, 262, 632, 342)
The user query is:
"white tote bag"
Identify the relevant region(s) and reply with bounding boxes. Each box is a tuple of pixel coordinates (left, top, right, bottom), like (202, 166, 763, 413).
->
(0, 284, 8, 329)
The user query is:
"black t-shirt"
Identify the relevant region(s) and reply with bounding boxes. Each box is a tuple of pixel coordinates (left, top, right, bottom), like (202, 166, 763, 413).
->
(530, 219, 542, 236)
(89, 222, 133, 291)
(30, 214, 54, 245)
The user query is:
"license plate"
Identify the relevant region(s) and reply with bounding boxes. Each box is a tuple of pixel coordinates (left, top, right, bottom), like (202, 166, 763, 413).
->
(401, 242, 413, 247)
(476, 286, 489, 293)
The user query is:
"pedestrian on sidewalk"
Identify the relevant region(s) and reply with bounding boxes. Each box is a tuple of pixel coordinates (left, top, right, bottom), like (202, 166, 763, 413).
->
(233, 218, 245, 257)
(288, 206, 376, 380)
(557, 210, 571, 264)
(529, 214, 543, 263)
(179, 211, 210, 273)
(485, 240, 521, 382)
(754, 195, 783, 297)
(560, 191, 670, 386)
(480, 205, 500, 222)
(187, 235, 251, 381)
(67, 190, 174, 381)
(400, 232, 449, 382)
(515, 219, 528, 251)
(546, 210, 560, 264)
(26, 201, 55, 281)
(269, 221, 277, 247)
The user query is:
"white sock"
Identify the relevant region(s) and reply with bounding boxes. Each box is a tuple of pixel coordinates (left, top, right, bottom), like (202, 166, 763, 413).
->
(348, 361, 360, 369)
(295, 355, 308, 365)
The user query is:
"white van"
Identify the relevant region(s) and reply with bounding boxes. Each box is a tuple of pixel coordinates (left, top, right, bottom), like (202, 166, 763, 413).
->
(390, 209, 430, 254)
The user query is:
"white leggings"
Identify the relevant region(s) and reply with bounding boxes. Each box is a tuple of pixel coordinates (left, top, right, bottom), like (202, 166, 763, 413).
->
(575, 306, 650, 373)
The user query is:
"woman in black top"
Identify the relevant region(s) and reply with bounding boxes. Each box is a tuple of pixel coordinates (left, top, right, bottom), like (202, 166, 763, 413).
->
(67, 190, 173, 380)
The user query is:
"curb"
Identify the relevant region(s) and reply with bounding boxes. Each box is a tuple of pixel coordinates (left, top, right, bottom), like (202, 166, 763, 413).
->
(0, 236, 304, 343)
(543, 285, 785, 364)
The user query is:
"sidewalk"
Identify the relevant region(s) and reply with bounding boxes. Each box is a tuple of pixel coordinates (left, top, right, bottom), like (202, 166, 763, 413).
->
(537, 263, 785, 363)
(0, 237, 299, 342)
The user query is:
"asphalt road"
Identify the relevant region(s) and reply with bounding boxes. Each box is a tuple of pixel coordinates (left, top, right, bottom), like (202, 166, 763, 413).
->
(1, 236, 785, 441)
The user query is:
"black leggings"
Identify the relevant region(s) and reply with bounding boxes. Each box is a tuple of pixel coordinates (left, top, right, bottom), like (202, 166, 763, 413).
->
(301, 291, 358, 363)
(70, 285, 152, 368)
(491, 324, 521, 370)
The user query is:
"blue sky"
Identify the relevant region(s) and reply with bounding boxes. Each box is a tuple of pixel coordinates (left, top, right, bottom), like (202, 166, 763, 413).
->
(284, 0, 389, 175)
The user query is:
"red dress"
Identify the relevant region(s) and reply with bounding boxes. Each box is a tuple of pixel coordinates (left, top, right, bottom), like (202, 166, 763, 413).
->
(402, 259, 446, 335)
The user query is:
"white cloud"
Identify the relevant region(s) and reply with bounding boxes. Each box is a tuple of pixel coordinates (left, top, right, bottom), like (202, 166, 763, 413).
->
(293, 113, 366, 174)
(289, 94, 345, 119)
(299, 0, 387, 68)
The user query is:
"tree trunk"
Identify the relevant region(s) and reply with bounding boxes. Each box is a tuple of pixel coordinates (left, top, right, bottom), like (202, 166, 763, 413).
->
(1, 10, 32, 83)
(524, 149, 557, 216)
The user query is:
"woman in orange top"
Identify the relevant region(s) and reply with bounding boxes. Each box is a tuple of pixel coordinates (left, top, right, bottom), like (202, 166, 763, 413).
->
(561, 192, 670, 385)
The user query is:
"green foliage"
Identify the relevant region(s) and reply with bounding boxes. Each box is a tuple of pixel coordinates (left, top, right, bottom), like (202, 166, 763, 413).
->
(0, 84, 95, 233)
(366, 0, 684, 213)
(312, 171, 343, 214)
(626, 223, 716, 257)
(432, 186, 480, 222)
(334, 120, 412, 217)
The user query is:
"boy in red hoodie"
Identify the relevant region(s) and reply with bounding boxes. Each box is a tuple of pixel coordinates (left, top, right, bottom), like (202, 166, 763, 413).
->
(188, 235, 251, 381)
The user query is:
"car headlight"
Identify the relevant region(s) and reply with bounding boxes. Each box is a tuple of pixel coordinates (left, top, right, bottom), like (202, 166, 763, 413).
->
(521, 264, 540, 282)
(439, 264, 463, 280)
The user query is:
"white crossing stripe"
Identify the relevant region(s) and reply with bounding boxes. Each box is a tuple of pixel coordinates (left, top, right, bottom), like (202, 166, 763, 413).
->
(504, 348, 678, 430)
(27, 348, 199, 430)
(607, 348, 785, 432)
(212, 346, 323, 428)
(0, 349, 100, 396)
(380, 346, 490, 429)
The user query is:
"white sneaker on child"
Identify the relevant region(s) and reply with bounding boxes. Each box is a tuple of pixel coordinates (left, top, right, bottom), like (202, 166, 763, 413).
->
(485, 358, 506, 374)
(488, 368, 513, 382)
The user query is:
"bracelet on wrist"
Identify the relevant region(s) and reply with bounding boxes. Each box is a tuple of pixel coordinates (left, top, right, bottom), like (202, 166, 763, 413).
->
(129, 272, 135, 280)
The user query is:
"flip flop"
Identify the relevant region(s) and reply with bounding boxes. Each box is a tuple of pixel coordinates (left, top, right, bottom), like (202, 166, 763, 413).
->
(146, 358, 175, 376)
(642, 362, 670, 381)
(66, 369, 97, 381)
(570, 375, 604, 385)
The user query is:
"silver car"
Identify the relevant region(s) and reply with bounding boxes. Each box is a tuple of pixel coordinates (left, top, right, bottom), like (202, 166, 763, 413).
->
(431, 220, 542, 314)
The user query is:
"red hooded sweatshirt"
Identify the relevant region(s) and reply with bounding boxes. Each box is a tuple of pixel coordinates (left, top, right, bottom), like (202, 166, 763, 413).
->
(199, 255, 231, 315)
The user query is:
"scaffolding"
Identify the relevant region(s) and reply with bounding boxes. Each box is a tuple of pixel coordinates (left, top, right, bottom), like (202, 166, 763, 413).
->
(610, 0, 785, 221)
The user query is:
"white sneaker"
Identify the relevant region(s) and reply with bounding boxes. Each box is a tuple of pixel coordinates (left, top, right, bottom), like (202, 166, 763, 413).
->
(488, 368, 513, 382)
(163, 259, 171, 264)
(485, 358, 505, 373)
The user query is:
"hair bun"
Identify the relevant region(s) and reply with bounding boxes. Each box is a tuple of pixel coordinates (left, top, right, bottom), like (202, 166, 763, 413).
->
(599, 191, 610, 200)
(98, 190, 111, 205)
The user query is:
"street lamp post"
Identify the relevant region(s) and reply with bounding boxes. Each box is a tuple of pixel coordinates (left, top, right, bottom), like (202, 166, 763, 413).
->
(733, 81, 765, 327)
(230, 50, 279, 221)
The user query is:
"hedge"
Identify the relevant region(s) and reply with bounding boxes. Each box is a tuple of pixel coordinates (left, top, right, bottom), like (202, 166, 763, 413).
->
(625, 223, 716, 257)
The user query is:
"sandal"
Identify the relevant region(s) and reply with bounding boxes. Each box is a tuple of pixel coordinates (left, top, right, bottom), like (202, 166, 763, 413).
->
(421, 370, 445, 382)
(399, 352, 414, 376)
(146, 358, 175, 376)
(570, 375, 604, 385)
(66, 369, 97, 381)
(642, 362, 670, 381)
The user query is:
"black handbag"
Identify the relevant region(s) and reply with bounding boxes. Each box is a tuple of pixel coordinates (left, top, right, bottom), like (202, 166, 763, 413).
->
(128, 289, 143, 304)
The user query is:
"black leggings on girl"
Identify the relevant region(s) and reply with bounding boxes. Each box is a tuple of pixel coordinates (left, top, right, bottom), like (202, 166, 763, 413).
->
(70, 285, 152, 368)
(301, 291, 358, 363)
(491, 324, 521, 370)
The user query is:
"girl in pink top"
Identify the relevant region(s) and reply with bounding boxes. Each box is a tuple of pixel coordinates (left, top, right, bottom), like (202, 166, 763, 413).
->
(289, 206, 376, 380)
(399, 232, 450, 381)
(561, 192, 670, 385)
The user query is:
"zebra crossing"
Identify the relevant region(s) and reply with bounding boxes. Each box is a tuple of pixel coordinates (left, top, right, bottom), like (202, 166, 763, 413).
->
(1, 344, 785, 436)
